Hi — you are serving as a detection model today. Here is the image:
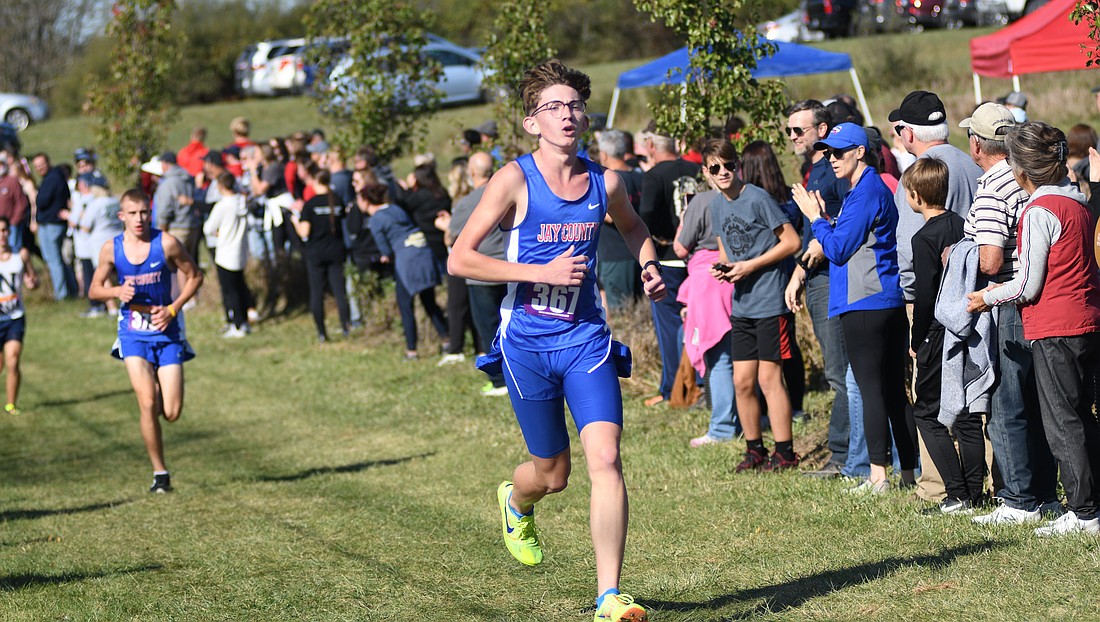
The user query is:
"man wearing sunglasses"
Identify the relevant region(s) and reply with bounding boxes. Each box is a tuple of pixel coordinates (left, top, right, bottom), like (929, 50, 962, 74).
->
(889, 90, 983, 302)
(706, 139, 802, 473)
(782, 99, 853, 479)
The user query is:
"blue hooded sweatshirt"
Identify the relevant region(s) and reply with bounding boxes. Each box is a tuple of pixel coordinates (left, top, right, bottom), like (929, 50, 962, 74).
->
(810, 167, 904, 318)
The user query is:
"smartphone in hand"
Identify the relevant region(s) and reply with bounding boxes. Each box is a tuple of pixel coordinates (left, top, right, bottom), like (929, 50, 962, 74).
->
(712, 262, 732, 273)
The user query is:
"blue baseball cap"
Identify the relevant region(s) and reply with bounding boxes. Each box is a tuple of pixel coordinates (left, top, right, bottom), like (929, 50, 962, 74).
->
(77, 170, 109, 190)
(814, 122, 869, 152)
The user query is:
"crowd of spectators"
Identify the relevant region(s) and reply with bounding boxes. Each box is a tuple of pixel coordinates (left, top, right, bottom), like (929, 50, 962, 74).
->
(3, 87, 1100, 533)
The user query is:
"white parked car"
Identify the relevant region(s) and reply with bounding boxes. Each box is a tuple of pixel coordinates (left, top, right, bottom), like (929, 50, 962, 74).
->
(0, 93, 49, 131)
(243, 38, 306, 97)
(759, 10, 825, 42)
(326, 39, 493, 108)
(267, 40, 312, 95)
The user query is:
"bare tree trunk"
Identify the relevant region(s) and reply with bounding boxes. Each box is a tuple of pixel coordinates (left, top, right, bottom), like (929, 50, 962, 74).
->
(0, 0, 103, 95)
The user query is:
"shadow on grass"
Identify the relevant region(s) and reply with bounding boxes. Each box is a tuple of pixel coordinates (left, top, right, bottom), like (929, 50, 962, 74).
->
(647, 541, 1003, 618)
(255, 453, 435, 483)
(35, 389, 132, 408)
(0, 564, 163, 590)
(0, 499, 132, 522)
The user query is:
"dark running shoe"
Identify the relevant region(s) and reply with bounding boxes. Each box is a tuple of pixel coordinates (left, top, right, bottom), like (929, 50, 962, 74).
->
(150, 473, 172, 494)
(762, 452, 800, 472)
(735, 448, 769, 473)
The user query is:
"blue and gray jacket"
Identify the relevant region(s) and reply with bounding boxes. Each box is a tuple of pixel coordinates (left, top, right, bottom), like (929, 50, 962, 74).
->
(811, 167, 904, 318)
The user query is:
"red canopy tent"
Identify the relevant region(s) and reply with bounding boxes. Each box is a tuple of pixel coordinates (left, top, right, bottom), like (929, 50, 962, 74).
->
(969, 0, 1095, 103)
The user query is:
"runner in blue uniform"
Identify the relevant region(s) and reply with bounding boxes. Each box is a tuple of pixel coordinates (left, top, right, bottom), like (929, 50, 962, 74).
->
(0, 216, 38, 415)
(449, 60, 665, 622)
(89, 189, 203, 493)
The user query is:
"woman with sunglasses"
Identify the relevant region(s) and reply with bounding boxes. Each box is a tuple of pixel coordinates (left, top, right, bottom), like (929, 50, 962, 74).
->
(793, 123, 916, 494)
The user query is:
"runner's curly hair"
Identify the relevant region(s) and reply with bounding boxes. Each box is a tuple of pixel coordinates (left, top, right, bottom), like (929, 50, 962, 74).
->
(519, 59, 591, 116)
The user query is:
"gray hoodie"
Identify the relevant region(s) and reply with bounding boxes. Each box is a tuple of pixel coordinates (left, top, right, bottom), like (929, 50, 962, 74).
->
(154, 165, 197, 230)
(935, 238, 995, 428)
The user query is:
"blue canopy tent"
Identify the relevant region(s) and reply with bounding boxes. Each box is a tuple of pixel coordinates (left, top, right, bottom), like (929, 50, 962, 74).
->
(607, 41, 872, 128)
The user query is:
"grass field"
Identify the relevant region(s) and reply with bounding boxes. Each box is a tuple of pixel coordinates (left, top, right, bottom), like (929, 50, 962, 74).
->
(2, 282, 1100, 620)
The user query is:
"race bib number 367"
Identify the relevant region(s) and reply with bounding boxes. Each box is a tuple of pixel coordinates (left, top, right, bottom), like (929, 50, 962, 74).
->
(523, 284, 580, 321)
(127, 304, 156, 332)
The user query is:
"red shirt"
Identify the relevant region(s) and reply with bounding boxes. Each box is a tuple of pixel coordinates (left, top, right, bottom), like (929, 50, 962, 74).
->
(0, 176, 29, 225)
(177, 140, 209, 177)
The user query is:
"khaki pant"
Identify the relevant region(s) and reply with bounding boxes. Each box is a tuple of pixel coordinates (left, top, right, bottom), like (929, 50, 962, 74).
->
(168, 227, 200, 264)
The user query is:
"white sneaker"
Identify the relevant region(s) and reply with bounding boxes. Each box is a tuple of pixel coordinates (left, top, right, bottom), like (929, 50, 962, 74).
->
(689, 434, 728, 448)
(437, 353, 466, 367)
(222, 326, 247, 339)
(971, 504, 1040, 525)
(844, 478, 890, 495)
(1034, 511, 1100, 537)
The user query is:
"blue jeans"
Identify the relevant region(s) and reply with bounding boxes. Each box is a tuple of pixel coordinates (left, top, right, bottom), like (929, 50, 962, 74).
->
(703, 332, 740, 439)
(987, 304, 1058, 510)
(247, 224, 274, 263)
(649, 265, 686, 399)
(38, 222, 76, 300)
(807, 272, 850, 464)
(9, 221, 24, 252)
(842, 365, 901, 477)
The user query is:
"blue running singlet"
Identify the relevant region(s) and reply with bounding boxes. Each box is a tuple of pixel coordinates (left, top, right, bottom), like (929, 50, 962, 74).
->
(500, 154, 609, 352)
(114, 230, 180, 343)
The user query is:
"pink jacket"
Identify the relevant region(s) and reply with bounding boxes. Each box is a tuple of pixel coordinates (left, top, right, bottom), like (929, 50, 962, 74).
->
(677, 249, 734, 376)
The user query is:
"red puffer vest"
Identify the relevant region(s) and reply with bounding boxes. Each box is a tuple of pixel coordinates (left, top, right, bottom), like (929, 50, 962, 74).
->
(1019, 193, 1100, 340)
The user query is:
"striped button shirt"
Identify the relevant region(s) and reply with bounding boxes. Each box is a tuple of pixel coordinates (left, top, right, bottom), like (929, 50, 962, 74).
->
(963, 159, 1029, 281)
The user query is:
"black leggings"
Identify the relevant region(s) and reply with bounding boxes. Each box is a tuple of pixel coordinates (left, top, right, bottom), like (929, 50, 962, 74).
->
(842, 307, 918, 469)
(913, 328, 986, 502)
(81, 258, 104, 311)
(216, 265, 252, 328)
(783, 338, 805, 412)
(445, 273, 477, 354)
(395, 277, 447, 352)
(306, 257, 350, 338)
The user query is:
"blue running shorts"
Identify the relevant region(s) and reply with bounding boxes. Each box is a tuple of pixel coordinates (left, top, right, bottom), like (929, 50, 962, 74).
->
(112, 337, 195, 367)
(500, 336, 625, 459)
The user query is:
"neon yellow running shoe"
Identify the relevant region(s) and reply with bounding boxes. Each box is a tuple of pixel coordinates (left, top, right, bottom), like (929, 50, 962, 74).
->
(594, 593, 648, 621)
(5, 403, 20, 415)
(496, 481, 542, 566)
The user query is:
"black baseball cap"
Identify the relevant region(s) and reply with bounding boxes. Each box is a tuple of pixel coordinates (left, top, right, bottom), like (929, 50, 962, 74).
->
(203, 150, 224, 166)
(888, 90, 947, 126)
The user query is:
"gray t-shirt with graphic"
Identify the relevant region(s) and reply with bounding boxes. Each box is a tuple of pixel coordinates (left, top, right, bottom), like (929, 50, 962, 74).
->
(709, 183, 790, 319)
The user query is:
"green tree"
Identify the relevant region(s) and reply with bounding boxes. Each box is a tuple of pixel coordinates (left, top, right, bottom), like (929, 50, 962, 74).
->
(86, 0, 183, 181)
(479, 0, 556, 151)
(632, 0, 788, 150)
(1072, 1, 1100, 67)
(306, 0, 442, 162)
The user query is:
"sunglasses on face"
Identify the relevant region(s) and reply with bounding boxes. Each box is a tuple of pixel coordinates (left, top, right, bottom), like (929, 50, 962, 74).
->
(823, 146, 857, 161)
(893, 124, 908, 137)
(707, 161, 738, 176)
(785, 125, 814, 138)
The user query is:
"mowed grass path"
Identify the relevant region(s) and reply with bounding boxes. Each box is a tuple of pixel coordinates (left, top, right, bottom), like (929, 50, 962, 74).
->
(1, 294, 1099, 620)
